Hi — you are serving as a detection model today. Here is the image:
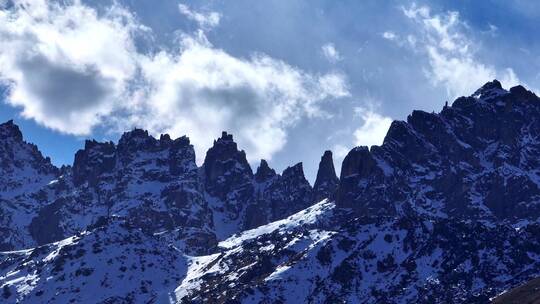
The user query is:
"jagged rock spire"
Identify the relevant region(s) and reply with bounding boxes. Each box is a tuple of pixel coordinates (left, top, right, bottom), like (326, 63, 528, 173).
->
(282, 162, 305, 179)
(313, 150, 339, 201)
(0, 120, 23, 141)
(202, 131, 253, 199)
(255, 159, 276, 182)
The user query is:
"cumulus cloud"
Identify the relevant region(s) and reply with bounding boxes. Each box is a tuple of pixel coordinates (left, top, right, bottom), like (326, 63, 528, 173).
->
(353, 107, 392, 148)
(178, 3, 220, 30)
(401, 3, 520, 98)
(0, 0, 349, 163)
(0, 0, 140, 134)
(321, 43, 341, 63)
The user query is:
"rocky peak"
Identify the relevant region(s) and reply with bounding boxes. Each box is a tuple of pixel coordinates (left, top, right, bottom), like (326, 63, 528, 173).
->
(207, 131, 244, 160)
(219, 131, 233, 142)
(509, 84, 537, 101)
(0, 120, 56, 172)
(338, 146, 378, 180)
(203, 131, 253, 198)
(255, 159, 276, 183)
(168, 135, 197, 176)
(0, 120, 58, 198)
(258, 162, 313, 224)
(72, 140, 116, 186)
(117, 128, 158, 153)
(0, 119, 23, 142)
(282, 162, 306, 180)
(472, 79, 506, 100)
(313, 150, 339, 202)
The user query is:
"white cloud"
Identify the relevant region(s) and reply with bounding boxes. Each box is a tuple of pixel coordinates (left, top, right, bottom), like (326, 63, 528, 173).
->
(321, 43, 341, 63)
(134, 34, 349, 163)
(353, 107, 392, 148)
(0, 0, 349, 164)
(382, 31, 397, 41)
(332, 144, 350, 160)
(178, 3, 220, 30)
(401, 3, 520, 98)
(0, 0, 141, 134)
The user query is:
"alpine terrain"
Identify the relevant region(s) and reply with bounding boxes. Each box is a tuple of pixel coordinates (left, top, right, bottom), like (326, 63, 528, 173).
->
(2, 80, 540, 303)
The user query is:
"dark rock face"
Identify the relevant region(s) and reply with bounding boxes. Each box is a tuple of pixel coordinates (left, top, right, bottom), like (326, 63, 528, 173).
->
(313, 150, 339, 202)
(202, 132, 256, 238)
(337, 81, 540, 224)
(264, 163, 313, 222)
(8, 80, 540, 304)
(0, 120, 23, 141)
(0, 120, 60, 250)
(0, 125, 322, 250)
(201, 133, 324, 236)
(28, 198, 65, 245)
(245, 161, 318, 230)
(72, 140, 116, 187)
(203, 131, 253, 200)
(254, 159, 276, 183)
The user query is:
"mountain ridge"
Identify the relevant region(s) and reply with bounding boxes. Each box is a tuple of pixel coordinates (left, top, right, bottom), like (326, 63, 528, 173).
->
(3, 80, 540, 303)
(0, 117, 340, 252)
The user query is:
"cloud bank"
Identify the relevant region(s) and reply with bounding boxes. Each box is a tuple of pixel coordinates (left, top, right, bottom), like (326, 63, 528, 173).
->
(0, 0, 349, 163)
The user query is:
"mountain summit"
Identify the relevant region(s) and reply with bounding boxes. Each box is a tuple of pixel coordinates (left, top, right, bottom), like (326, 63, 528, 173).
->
(2, 81, 540, 303)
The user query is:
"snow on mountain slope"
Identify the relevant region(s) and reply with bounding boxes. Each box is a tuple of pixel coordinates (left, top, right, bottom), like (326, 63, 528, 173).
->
(218, 199, 334, 249)
(175, 199, 338, 302)
(0, 220, 189, 303)
(176, 205, 540, 303)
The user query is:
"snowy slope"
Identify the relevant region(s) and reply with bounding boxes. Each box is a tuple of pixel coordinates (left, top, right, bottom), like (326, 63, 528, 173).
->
(0, 220, 189, 303)
(176, 201, 540, 303)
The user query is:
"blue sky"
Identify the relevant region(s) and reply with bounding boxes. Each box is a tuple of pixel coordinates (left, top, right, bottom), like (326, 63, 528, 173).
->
(1, 0, 539, 182)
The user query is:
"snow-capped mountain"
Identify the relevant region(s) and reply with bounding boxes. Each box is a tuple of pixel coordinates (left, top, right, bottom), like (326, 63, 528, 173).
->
(337, 80, 540, 224)
(0, 120, 333, 254)
(2, 80, 540, 303)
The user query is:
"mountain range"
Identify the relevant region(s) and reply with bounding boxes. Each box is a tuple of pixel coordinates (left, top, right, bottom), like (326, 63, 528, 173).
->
(2, 80, 540, 303)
